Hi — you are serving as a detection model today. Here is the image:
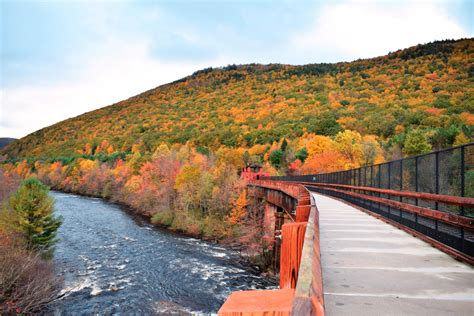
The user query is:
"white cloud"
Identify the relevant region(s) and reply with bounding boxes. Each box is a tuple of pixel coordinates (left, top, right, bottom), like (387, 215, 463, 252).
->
(0, 36, 218, 138)
(291, 0, 470, 62)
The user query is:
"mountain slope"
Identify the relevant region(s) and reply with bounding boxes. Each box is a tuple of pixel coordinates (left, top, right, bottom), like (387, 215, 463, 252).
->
(2, 39, 473, 159)
(0, 138, 17, 150)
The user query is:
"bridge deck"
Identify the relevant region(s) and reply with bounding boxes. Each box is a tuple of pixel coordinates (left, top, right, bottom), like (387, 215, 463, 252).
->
(312, 192, 474, 316)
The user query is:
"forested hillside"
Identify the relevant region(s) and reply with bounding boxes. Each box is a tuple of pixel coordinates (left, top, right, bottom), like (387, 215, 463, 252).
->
(2, 39, 473, 161)
(1, 39, 472, 249)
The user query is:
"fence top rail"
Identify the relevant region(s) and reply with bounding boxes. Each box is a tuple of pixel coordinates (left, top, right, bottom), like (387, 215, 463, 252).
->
(264, 142, 473, 180)
(305, 184, 473, 229)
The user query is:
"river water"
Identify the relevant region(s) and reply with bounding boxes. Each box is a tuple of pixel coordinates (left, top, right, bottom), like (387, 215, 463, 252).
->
(49, 192, 276, 315)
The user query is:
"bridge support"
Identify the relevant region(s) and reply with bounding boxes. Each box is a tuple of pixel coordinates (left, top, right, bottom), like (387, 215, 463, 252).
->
(263, 203, 276, 247)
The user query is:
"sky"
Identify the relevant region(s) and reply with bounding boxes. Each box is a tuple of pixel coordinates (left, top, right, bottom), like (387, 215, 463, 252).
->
(1, 0, 472, 138)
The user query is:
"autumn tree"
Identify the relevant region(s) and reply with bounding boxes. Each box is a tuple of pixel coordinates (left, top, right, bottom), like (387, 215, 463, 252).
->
(287, 159, 303, 175)
(84, 143, 93, 155)
(360, 136, 383, 166)
(228, 190, 247, 225)
(454, 132, 469, 146)
(305, 135, 334, 157)
(300, 150, 346, 174)
(175, 164, 212, 216)
(15, 160, 30, 179)
(403, 129, 432, 157)
(334, 130, 362, 168)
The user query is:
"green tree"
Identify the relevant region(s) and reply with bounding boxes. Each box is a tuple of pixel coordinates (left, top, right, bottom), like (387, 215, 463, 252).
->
(403, 129, 432, 157)
(9, 178, 62, 256)
(295, 147, 308, 163)
(431, 125, 459, 149)
(311, 112, 342, 136)
(281, 139, 288, 152)
(269, 149, 283, 169)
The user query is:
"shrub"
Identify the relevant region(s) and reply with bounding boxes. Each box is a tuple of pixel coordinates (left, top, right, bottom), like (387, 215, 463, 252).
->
(202, 216, 231, 240)
(0, 242, 61, 314)
(151, 210, 175, 227)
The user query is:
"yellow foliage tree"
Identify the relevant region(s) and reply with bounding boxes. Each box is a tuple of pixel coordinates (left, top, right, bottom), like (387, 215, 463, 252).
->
(334, 130, 363, 168)
(153, 143, 171, 157)
(227, 190, 247, 225)
(454, 132, 470, 146)
(174, 165, 202, 192)
(215, 147, 245, 168)
(305, 135, 335, 158)
(78, 159, 97, 173)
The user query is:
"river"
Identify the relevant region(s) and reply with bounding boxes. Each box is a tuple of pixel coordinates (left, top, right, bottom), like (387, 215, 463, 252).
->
(49, 191, 276, 314)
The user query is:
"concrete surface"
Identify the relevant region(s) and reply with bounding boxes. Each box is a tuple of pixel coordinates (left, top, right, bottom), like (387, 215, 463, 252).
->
(313, 193, 474, 316)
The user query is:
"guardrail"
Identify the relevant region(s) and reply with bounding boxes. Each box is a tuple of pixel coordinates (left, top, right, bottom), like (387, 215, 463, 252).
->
(266, 143, 474, 265)
(291, 193, 324, 315)
(219, 180, 324, 315)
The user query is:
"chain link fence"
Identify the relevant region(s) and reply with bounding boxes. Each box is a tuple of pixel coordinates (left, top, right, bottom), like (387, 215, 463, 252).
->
(266, 143, 474, 257)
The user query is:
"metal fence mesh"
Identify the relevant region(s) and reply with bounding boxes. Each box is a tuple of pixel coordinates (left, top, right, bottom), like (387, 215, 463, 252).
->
(266, 143, 474, 257)
(465, 145, 474, 217)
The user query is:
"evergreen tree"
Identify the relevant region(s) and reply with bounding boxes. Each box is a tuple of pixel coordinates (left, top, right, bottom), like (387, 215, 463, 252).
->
(9, 178, 62, 256)
(295, 147, 308, 163)
(281, 139, 288, 152)
(269, 149, 283, 169)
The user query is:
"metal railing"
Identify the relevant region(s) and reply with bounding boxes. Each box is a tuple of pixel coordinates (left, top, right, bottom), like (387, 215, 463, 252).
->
(265, 143, 474, 261)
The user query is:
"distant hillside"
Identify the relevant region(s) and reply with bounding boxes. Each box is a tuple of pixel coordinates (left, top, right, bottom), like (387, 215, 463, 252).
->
(2, 38, 473, 159)
(0, 138, 17, 150)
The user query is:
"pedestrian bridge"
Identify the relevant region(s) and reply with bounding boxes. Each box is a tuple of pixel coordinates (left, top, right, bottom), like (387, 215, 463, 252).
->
(219, 144, 474, 316)
(315, 192, 472, 315)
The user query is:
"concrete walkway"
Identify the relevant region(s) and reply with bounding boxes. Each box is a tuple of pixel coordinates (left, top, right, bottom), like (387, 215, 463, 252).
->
(312, 193, 474, 316)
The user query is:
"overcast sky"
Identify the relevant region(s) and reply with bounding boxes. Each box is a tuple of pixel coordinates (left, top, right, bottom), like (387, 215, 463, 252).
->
(1, 0, 472, 138)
